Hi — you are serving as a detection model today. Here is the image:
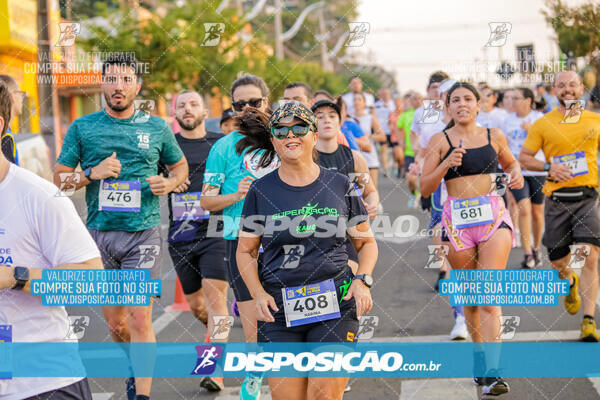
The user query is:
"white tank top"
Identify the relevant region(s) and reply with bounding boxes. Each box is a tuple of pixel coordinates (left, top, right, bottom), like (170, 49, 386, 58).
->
(353, 114, 380, 168)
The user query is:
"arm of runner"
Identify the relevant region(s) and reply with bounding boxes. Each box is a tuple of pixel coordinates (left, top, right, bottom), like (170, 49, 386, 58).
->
(355, 135, 372, 152)
(370, 110, 387, 142)
(237, 232, 278, 322)
(146, 156, 189, 196)
(352, 150, 379, 219)
(0, 257, 103, 294)
(346, 220, 377, 318)
(201, 176, 255, 211)
(520, 146, 571, 182)
(493, 128, 524, 189)
(53, 152, 122, 191)
(420, 133, 464, 197)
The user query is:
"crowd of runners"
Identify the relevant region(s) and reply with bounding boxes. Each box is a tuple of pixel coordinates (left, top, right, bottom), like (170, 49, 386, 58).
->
(1, 51, 599, 400)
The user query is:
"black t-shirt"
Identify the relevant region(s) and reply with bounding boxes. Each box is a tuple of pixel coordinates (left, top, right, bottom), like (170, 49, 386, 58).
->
(1, 134, 16, 164)
(240, 167, 368, 293)
(167, 131, 223, 243)
(317, 145, 355, 177)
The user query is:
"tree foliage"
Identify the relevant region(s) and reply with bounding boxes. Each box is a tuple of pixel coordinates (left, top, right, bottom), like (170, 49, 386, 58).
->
(543, 0, 600, 72)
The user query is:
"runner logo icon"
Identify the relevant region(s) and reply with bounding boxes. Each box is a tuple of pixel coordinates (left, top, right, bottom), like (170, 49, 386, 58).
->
(497, 315, 520, 340)
(281, 245, 305, 269)
(65, 316, 90, 340)
(202, 23, 225, 46)
(138, 245, 160, 269)
(191, 345, 223, 375)
(485, 22, 512, 47)
(417, 100, 443, 124)
(346, 22, 370, 47)
(560, 100, 585, 124)
(357, 316, 379, 339)
(567, 244, 590, 270)
(211, 316, 234, 340)
(425, 245, 449, 269)
(57, 22, 81, 47)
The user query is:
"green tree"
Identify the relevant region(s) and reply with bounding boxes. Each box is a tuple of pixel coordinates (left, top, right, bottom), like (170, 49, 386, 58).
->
(543, 0, 600, 75)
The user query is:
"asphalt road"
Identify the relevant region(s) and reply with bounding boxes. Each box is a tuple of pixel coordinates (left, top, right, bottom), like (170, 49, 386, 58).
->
(64, 169, 600, 400)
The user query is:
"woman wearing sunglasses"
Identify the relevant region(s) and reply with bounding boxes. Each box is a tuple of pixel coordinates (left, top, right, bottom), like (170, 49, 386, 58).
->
(201, 74, 279, 399)
(237, 102, 378, 400)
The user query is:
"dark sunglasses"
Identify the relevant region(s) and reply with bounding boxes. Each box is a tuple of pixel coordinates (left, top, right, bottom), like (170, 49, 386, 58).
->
(232, 98, 263, 112)
(271, 124, 311, 140)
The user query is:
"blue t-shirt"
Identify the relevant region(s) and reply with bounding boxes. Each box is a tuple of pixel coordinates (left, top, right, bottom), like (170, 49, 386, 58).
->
(341, 120, 365, 150)
(203, 130, 279, 240)
(240, 167, 368, 292)
(341, 128, 359, 150)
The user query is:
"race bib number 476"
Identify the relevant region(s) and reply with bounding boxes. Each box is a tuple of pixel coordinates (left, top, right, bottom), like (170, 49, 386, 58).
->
(99, 180, 141, 212)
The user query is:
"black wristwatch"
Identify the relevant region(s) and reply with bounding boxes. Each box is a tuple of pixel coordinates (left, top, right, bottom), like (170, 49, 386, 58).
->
(543, 163, 551, 172)
(354, 274, 373, 288)
(84, 167, 94, 181)
(12, 267, 29, 290)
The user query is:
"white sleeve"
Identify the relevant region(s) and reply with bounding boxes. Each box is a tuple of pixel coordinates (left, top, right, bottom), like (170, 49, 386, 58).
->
(411, 108, 422, 136)
(36, 195, 101, 267)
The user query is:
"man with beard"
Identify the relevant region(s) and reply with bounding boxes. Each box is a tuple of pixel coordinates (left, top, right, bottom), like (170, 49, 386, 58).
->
(54, 53, 188, 400)
(166, 90, 229, 392)
(520, 70, 600, 342)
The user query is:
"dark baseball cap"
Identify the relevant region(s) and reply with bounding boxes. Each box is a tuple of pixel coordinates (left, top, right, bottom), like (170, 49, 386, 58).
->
(220, 107, 235, 124)
(311, 100, 341, 120)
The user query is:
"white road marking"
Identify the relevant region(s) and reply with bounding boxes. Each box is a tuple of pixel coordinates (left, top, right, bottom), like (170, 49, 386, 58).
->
(399, 378, 477, 399)
(91, 393, 114, 400)
(214, 387, 272, 399)
(371, 330, 580, 343)
(152, 311, 182, 335)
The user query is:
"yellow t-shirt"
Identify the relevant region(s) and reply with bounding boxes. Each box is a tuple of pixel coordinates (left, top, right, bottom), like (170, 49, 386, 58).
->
(523, 109, 600, 196)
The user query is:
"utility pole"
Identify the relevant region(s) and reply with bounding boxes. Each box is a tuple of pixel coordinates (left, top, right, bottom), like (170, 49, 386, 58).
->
(274, 0, 284, 60)
(37, 0, 59, 161)
(317, 8, 331, 71)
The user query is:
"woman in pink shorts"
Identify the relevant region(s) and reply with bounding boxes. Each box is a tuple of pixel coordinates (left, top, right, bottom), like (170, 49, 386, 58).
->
(420, 82, 523, 397)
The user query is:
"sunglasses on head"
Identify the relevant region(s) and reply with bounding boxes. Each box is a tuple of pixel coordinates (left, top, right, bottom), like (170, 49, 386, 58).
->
(232, 98, 263, 112)
(271, 124, 311, 140)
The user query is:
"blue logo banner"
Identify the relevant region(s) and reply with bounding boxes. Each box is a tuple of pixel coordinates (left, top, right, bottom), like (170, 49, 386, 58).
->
(1, 342, 600, 378)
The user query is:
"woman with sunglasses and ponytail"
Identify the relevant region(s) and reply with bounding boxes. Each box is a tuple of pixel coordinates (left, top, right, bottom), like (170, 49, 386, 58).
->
(201, 75, 279, 399)
(420, 82, 523, 397)
(237, 102, 378, 400)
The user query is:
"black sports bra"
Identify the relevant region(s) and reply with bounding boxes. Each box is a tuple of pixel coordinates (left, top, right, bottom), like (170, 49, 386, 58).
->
(442, 128, 498, 181)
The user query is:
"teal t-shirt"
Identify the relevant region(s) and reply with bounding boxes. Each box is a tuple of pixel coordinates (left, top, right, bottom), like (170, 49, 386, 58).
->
(57, 109, 184, 232)
(203, 131, 279, 240)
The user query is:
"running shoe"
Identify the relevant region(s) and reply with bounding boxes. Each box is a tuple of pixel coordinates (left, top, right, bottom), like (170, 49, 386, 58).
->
(126, 377, 136, 400)
(240, 376, 262, 400)
(482, 372, 510, 396)
(344, 384, 351, 392)
(520, 253, 535, 269)
(532, 248, 543, 268)
(580, 317, 599, 342)
(565, 273, 581, 315)
(407, 194, 416, 209)
(450, 313, 469, 340)
(231, 300, 240, 317)
(473, 377, 485, 386)
(434, 270, 446, 293)
(514, 229, 522, 248)
(200, 376, 225, 392)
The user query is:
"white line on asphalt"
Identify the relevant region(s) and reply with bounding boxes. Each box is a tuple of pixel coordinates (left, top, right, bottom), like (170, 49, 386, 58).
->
(370, 330, 580, 342)
(214, 387, 272, 399)
(374, 234, 427, 244)
(153, 311, 182, 335)
(91, 393, 114, 400)
(399, 378, 477, 400)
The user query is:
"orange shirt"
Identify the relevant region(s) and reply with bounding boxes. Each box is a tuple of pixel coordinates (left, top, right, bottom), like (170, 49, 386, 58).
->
(523, 109, 600, 196)
(337, 131, 349, 147)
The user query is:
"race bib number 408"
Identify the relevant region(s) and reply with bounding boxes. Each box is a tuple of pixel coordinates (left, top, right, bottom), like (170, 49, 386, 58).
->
(552, 151, 588, 177)
(282, 279, 340, 328)
(99, 180, 141, 212)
